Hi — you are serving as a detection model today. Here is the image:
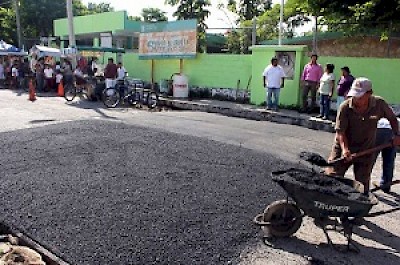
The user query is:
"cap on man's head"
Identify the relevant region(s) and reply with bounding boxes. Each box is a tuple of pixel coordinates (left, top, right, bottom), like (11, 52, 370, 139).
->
(347, 77, 372, 98)
(341, 66, 350, 73)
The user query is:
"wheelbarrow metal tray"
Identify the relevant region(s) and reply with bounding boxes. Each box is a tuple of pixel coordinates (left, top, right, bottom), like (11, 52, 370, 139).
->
(272, 168, 377, 218)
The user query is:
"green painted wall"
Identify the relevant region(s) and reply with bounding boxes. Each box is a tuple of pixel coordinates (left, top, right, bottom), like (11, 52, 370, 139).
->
(54, 11, 128, 37)
(316, 56, 400, 104)
(122, 46, 400, 106)
(251, 45, 308, 106)
(123, 53, 252, 90)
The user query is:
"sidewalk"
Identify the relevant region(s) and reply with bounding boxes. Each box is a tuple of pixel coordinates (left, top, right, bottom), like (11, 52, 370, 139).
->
(160, 98, 336, 133)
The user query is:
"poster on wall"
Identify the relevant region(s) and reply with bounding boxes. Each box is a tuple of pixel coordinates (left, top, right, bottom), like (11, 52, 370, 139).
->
(275, 51, 296, 80)
(139, 19, 197, 59)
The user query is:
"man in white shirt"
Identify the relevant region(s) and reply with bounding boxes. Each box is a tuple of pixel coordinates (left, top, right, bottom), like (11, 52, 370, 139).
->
(117, 62, 127, 81)
(262, 57, 286, 111)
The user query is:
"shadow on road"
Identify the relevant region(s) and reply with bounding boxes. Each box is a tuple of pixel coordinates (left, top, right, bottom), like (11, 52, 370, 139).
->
(262, 217, 400, 265)
(63, 99, 120, 120)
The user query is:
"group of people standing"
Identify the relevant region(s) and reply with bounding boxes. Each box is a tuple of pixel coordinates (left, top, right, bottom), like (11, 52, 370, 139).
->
(300, 54, 355, 119)
(262, 54, 399, 195)
(32, 56, 127, 93)
(0, 57, 30, 89)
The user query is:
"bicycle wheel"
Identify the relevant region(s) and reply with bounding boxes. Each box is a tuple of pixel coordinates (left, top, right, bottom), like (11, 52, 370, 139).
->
(103, 87, 120, 108)
(147, 91, 158, 109)
(127, 91, 141, 106)
(64, 84, 76, 101)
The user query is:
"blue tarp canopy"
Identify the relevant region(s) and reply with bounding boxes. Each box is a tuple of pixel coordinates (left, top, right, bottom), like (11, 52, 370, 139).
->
(0, 40, 27, 56)
(30, 45, 61, 58)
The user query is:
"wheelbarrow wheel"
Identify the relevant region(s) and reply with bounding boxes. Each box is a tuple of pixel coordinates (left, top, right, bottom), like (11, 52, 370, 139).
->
(262, 200, 302, 237)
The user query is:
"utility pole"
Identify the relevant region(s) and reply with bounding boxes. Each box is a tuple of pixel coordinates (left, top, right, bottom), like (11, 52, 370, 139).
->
(278, 0, 284, 46)
(66, 0, 76, 48)
(251, 18, 256, 46)
(13, 0, 22, 48)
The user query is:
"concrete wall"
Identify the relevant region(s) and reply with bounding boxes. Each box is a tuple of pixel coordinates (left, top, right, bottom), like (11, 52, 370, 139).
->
(251, 45, 308, 106)
(123, 53, 252, 90)
(315, 56, 400, 104)
(300, 36, 400, 58)
(123, 47, 400, 106)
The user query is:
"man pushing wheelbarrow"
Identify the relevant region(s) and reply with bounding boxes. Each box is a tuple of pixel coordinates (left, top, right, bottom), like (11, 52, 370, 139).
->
(325, 77, 400, 194)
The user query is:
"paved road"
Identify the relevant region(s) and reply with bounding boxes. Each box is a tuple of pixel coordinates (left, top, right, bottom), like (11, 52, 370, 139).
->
(0, 90, 334, 162)
(0, 90, 398, 265)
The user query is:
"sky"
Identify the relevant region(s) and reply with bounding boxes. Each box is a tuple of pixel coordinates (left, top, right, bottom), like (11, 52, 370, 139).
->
(81, 0, 283, 29)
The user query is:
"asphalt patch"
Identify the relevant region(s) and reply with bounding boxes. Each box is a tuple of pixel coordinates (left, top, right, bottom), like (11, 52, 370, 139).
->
(0, 120, 294, 264)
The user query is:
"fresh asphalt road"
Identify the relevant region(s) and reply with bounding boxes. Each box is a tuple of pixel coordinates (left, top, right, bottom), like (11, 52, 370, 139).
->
(0, 90, 334, 264)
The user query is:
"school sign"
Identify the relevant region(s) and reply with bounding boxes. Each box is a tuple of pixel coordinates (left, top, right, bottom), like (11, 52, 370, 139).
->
(139, 20, 197, 59)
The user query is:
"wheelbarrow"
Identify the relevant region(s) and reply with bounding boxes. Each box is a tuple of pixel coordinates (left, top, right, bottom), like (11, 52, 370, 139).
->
(254, 167, 400, 252)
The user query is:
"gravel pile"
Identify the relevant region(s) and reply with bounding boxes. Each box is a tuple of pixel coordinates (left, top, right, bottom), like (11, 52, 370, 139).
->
(0, 120, 294, 265)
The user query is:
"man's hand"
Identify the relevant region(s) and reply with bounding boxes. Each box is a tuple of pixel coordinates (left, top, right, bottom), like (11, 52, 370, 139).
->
(280, 83, 284, 88)
(342, 148, 352, 162)
(393, 135, 400, 146)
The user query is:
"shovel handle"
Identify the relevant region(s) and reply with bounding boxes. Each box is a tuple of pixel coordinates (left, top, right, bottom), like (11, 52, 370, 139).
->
(328, 142, 394, 166)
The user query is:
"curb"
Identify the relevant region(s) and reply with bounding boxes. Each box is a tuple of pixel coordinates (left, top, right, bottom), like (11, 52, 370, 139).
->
(160, 98, 336, 133)
(0, 222, 71, 265)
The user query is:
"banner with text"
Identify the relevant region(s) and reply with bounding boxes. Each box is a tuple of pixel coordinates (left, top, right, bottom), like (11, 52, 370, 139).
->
(139, 20, 197, 59)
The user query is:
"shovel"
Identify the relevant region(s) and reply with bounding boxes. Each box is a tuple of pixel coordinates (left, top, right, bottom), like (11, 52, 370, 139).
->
(299, 142, 394, 167)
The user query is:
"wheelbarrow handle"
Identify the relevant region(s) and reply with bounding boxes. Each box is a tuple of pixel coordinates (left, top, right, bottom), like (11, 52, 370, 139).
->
(328, 142, 394, 166)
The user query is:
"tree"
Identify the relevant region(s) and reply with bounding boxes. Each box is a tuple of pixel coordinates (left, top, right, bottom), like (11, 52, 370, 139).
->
(0, 7, 16, 44)
(228, 0, 271, 21)
(141, 7, 168, 22)
(165, 0, 211, 52)
(19, 0, 67, 40)
(306, 0, 400, 34)
(87, 2, 114, 14)
(128, 15, 142, 21)
(225, 0, 272, 53)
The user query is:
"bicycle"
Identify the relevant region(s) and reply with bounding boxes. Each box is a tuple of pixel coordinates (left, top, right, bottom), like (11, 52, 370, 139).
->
(64, 76, 97, 102)
(103, 79, 159, 109)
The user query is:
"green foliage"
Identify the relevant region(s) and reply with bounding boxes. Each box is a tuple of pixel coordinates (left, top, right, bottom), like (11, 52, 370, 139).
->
(226, 0, 274, 53)
(0, 7, 16, 43)
(307, 0, 400, 37)
(165, 0, 211, 52)
(128, 16, 142, 21)
(0, 0, 113, 46)
(228, 0, 272, 21)
(141, 8, 168, 22)
(226, 20, 252, 54)
(86, 2, 114, 14)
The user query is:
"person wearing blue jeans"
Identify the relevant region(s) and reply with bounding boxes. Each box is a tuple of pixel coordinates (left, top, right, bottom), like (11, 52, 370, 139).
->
(262, 57, 285, 111)
(317, 63, 335, 120)
(267, 87, 280, 110)
(373, 118, 397, 193)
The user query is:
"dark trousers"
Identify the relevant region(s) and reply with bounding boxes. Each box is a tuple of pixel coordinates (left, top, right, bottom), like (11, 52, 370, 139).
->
(302, 80, 318, 109)
(373, 128, 396, 188)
